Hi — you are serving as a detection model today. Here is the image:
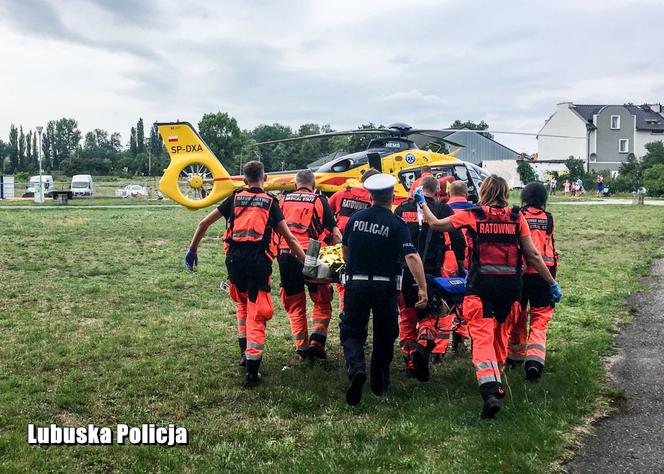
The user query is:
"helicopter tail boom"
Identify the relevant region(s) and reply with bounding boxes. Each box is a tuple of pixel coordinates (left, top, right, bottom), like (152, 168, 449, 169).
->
(156, 121, 240, 209)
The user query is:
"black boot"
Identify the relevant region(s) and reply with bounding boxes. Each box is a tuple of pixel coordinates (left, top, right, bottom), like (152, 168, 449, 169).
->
(505, 358, 522, 369)
(309, 339, 327, 360)
(412, 345, 430, 382)
(480, 382, 505, 419)
(481, 395, 501, 419)
(525, 360, 544, 382)
(244, 359, 262, 388)
(346, 371, 366, 406)
(238, 338, 247, 367)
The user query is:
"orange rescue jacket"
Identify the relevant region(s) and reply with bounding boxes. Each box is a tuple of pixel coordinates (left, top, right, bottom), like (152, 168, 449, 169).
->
(521, 206, 557, 272)
(279, 188, 324, 250)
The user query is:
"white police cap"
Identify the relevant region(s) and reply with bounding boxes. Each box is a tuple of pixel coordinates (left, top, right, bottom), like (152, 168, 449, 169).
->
(364, 173, 397, 192)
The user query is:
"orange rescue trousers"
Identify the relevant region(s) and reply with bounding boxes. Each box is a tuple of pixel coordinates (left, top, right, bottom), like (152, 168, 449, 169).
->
(463, 295, 520, 399)
(397, 293, 454, 369)
(508, 306, 553, 365)
(226, 255, 274, 367)
(507, 273, 555, 373)
(278, 253, 333, 354)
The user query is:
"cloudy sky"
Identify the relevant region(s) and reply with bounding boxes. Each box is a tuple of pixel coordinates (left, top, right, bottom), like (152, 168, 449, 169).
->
(1, 0, 663, 153)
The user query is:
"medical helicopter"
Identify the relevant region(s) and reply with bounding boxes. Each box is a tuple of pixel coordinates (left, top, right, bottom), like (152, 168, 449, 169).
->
(155, 121, 491, 209)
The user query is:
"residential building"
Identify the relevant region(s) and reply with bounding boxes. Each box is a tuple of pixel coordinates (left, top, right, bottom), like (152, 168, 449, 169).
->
(538, 102, 664, 172)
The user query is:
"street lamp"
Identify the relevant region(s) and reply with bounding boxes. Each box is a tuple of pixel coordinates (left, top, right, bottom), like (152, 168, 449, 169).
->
(36, 126, 44, 203)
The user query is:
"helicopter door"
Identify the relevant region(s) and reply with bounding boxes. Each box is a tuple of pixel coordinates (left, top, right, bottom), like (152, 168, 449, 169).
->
(367, 152, 382, 173)
(453, 164, 480, 203)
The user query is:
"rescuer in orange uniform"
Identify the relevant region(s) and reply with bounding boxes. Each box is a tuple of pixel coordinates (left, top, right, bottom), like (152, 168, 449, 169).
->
(394, 176, 465, 380)
(436, 175, 455, 204)
(328, 168, 380, 233)
(507, 182, 559, 381)
(184, 161, 306, 388)
(278, 170, 342, 360)
(408, 165, 433, 196)
(418, 175, 562, 418)
(327, 168, 380, 311)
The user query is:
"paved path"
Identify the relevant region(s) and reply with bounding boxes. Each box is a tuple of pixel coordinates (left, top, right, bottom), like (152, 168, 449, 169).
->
(566, 258, 664, 473)
(554, 199, 664, 206)
(0, 204, 180, 210)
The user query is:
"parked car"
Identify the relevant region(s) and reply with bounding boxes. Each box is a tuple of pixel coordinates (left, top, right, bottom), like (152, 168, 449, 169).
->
(27, 175, 54, 197)
(70, 174, 94, 197)
(116, 184, 148, 198)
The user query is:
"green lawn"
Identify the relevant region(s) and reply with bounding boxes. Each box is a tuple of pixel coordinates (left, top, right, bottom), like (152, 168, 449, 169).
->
(1, 204, 663, 472)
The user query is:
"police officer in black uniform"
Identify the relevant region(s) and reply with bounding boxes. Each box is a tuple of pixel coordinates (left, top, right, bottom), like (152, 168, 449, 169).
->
(340, 174, 428, 406)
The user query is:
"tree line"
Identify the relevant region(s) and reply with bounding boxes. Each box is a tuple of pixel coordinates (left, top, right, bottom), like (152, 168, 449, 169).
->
(0, 118, 166, 177)
(0, 113, 490, 177)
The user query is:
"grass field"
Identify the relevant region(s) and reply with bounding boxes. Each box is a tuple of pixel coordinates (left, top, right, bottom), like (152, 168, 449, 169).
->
(1, 203, 664, 472)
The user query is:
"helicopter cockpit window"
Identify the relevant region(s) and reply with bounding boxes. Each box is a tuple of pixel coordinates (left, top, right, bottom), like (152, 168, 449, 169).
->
(400, 171, 417, 190)
(468, 166, 480, 181)
(331, 159, 353, 173)
(454, 165, 469, 183)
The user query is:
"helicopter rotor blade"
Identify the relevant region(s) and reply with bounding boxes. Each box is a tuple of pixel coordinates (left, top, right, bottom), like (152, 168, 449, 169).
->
(408, 131, 466, 148)
(253, 129, 388, 146)
(435, 129, 586, 139)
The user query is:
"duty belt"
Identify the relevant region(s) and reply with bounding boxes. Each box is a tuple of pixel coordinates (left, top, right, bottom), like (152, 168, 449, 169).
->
(344, 273, 403, 290)
(348, 274, 391, 282)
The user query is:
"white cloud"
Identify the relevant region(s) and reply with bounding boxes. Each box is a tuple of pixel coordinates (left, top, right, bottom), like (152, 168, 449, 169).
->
(0, 0, 662, 155)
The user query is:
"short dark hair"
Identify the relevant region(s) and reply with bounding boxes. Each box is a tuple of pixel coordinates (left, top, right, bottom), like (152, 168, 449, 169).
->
(421, 176, 440, 194)
(521, 182, 548, 209)
(295, 169, 315, 188)
(370, 189, 394, 206)
(243, 161, 264, 183)
(361, 168, 380, 182)
(421, 165, 432, 174)
(449, 180, 467, 196)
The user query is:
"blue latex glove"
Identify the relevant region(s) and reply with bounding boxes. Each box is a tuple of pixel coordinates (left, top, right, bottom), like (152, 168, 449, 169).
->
(550, 282, 562, 303)
(413, 186, 426, 206)
(185, 247, 198, 271)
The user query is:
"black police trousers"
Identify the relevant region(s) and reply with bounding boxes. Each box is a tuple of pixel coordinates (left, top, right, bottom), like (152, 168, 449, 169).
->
(340, 280, 399, 380)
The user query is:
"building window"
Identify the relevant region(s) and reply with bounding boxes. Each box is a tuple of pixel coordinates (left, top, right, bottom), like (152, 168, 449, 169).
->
(610, 115, 620, 129)
(619, 139, 629, 153)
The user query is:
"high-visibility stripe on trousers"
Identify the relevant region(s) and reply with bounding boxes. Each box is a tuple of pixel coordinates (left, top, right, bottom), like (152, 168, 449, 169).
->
(229, 283, 248, 340)
(464, 295, 518, 386)
(508, 305, 553, 365)
(281, 284, 333, 350)
(244, 290, 274, 361)
(309, 284, 333, 344)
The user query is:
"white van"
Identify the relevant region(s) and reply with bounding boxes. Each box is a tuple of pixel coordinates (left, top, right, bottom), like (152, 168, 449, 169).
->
(70, 174, 94, 197)
(27, 175, 54, 197)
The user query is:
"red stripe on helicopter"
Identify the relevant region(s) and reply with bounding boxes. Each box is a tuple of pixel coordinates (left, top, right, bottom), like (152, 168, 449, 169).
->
(319, 177, 349, 186)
